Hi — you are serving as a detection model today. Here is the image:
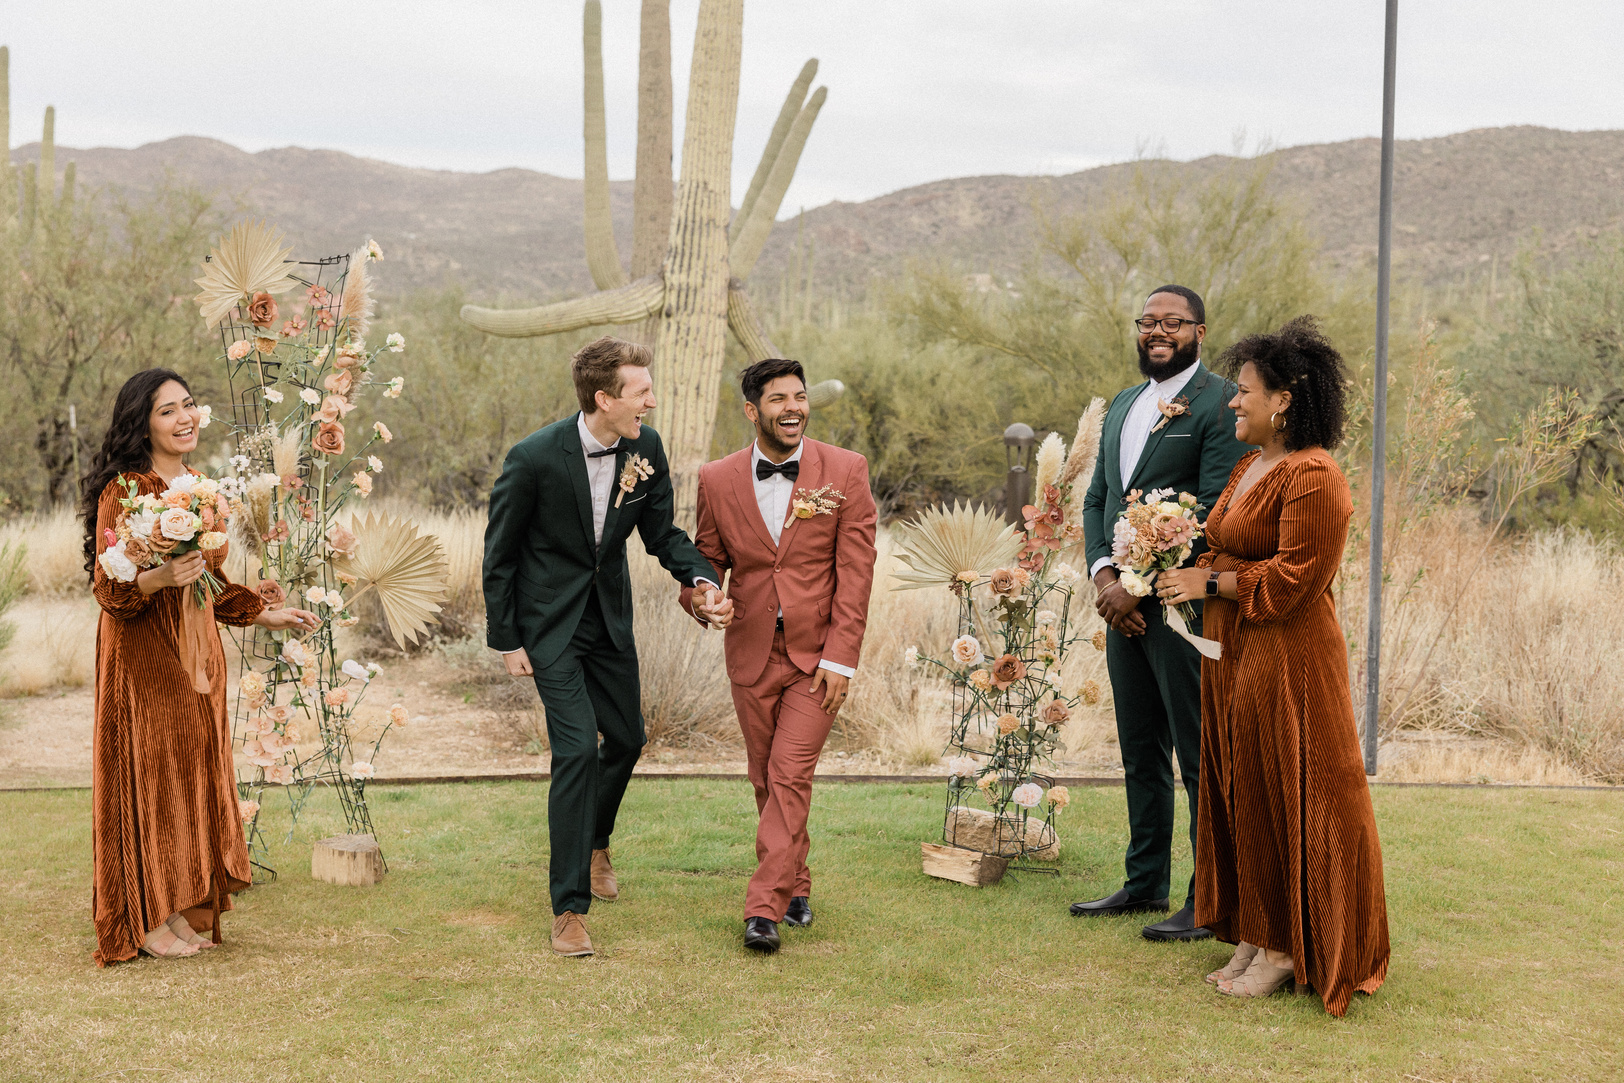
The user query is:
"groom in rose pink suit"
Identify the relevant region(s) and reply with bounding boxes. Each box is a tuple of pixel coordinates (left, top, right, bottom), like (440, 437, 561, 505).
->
(678, 358, 878, 954)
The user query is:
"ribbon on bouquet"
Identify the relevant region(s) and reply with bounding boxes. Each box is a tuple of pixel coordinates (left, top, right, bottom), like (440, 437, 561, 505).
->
(178, 589, 217, 693)
(1163, 601, 1222, 660)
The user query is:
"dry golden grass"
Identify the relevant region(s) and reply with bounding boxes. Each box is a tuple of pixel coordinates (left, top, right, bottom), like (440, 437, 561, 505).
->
(5, 499, 1623, 781)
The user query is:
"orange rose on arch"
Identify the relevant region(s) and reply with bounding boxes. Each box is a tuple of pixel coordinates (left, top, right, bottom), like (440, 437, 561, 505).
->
(989, 653, 1026, 690)
(312, 421, 346, 457)
(247, 291, 279, 328)
(255, 579, 286, 610)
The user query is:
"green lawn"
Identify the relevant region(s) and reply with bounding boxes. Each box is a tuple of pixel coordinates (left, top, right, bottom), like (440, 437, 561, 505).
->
(2, 779, 1621, 1082)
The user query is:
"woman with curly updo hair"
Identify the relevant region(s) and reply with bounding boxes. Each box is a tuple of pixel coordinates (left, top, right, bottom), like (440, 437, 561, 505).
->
(83, 369, 317, 965)
(1156, 316, 1390, 1015)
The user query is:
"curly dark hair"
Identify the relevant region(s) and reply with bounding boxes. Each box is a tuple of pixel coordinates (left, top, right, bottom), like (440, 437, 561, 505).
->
(80, 368, 191, 584)
(1219, 316, 1348, 451)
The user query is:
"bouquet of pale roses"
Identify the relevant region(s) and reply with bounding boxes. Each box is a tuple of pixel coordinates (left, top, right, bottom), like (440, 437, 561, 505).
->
(98, 470, 243, 608)
(1111, 487, 1221, 659)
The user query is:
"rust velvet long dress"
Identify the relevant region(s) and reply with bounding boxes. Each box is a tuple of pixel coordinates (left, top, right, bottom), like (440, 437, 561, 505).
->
(1193, 448, 1390, 1016)
(91, 472, 264, 966)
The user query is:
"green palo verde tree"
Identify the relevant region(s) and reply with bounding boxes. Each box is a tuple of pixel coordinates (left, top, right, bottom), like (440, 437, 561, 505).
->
(459, 0, 837, 525)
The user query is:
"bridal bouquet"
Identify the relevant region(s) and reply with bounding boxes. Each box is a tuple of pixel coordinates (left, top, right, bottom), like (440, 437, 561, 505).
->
(98, 470, 242, 609)
(1111, 488, 1221, 659)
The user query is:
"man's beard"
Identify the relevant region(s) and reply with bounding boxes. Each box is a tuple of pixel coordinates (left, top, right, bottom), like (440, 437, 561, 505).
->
(756, 414, 804, 458)
(1137, 336, 1201, 382)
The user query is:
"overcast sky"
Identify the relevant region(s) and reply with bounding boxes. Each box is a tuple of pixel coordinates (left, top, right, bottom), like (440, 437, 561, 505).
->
(6, 1, 1623, 211)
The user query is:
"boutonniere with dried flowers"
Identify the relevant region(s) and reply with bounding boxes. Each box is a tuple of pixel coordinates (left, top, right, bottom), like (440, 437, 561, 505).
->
(615, 453, 654, 507)
(1150, 395, 1190, 433)
(786, 485, 844, 526)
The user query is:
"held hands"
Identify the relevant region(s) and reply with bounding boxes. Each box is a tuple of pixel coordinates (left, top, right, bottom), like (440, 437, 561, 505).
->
(1093, 569, 1147, 637)
(1155, 567, 1210, 607)
(809, 668, 849, 716)
(695, 587, 735, 629)
(253, 607, 321, 633)
(136, 552, 208, 595)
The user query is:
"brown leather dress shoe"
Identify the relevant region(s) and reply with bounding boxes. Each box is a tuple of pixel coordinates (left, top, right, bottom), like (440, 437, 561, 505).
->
(551, 912, 594, 956)
(590, 848, 618, 902)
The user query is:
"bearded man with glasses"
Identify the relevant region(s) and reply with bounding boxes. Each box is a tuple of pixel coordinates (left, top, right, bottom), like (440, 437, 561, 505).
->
(1072, 286, 1249, 941)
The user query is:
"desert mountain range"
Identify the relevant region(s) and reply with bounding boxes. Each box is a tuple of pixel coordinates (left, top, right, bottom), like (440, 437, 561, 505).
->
(12, 125, 1624, 304)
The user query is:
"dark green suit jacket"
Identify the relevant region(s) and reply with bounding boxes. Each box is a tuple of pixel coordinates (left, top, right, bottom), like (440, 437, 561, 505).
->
(1082, 363, 1250, 580)
(483, 414, 717, 669)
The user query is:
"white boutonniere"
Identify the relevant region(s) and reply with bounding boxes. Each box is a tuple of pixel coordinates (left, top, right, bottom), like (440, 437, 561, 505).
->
(786, 485, 845, 527)
(615, 453, 654, 507)
(1149, 395, 1190, 434)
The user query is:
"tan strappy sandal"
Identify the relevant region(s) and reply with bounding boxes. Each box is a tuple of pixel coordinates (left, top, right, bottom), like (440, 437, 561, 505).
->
(166, 913, 216, 949)
(1217, 952, 1295, 998)
(139, 925, 199, 959)
(1206, 941, 1259, 985)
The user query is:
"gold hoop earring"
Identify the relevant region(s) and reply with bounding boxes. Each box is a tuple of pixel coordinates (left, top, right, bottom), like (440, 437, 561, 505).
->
(1271, 411, 1287, 432)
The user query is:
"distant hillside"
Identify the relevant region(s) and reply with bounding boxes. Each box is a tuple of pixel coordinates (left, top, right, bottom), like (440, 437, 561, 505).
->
(14, 126, 1624, 304)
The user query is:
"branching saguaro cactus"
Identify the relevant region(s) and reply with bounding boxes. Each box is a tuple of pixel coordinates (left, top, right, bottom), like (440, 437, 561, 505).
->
(460, 1, 832, 524)
(1, 47, 78, 239)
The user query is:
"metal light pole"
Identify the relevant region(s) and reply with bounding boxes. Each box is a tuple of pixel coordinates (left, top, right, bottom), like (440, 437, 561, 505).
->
(1363, 0, 1399, 776)
(1003, 423, 1036, 526)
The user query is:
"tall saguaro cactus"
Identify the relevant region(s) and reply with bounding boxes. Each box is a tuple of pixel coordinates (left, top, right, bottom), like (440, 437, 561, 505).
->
(2, 50, 77, 237)
(460, 0, 830, 524)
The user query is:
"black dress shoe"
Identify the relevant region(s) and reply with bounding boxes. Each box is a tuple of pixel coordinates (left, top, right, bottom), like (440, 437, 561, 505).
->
(1068, 888, 1171, 917)
(783, 896, 813, 928)
(744, 916, 780, 953)
(1141, 904, 1214, 942)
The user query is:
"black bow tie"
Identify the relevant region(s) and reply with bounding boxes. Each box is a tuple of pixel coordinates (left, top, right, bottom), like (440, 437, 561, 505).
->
(756, 458, 800, 482)
(586, 444, 619, 459)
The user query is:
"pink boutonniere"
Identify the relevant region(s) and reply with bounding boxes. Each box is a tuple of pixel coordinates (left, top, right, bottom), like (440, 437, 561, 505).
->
(1150, 395, 1190, 433)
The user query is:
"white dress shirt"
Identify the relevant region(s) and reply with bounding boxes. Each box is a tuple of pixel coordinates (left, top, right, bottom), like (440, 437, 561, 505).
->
(750, 441, 855, 679)
(578, 413, 619, 547)
(1091, 360, 1201, 579)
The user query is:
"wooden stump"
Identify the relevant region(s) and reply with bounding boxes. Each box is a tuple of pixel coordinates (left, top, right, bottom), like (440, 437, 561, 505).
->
(312, 834, 384, 887)
(921, 842, 1008, 887)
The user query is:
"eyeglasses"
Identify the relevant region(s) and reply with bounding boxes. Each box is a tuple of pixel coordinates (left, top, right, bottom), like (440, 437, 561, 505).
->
(1133, 317, 1199, 333)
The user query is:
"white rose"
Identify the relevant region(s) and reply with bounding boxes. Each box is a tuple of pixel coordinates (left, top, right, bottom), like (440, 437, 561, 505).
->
(164, 474, 198, 496)
(1011, 782, 1044, 809)
(98, 543, 138, 582)
(950, 635, 983, 667)
(159, 508, 199, 541)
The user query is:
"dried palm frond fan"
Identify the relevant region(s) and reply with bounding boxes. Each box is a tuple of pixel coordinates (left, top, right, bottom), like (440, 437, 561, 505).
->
(193, 219, 300, 330)
(890, 502, 1023, 590)
(332, 512, 451, 649)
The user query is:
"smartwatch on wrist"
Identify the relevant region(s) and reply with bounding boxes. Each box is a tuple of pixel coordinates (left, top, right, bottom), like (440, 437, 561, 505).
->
(1205, 571, 1219, 598)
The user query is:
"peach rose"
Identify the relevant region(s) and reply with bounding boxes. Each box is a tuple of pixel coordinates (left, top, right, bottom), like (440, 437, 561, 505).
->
(990, 654, 1026, 690)
(1040, 700, 1071, 727)
(312, 421, 345, 457)
(122, 534, 152, 566)
(323, 370, 353, 396)
(988, 568, 1019, 596)
(146, 522, 179, 554)
(248, 291, 279, 327)
(158, 508, 198, 541)
(255, 578, 286, 610)
(163, 488, 193, 509)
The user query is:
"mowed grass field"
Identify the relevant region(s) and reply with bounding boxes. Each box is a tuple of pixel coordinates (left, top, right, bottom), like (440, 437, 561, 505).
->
(2, 779, 1621, 1082)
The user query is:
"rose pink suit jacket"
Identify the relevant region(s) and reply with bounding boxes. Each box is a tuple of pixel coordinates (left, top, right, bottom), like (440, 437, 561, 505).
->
(678, 438, 877, 683)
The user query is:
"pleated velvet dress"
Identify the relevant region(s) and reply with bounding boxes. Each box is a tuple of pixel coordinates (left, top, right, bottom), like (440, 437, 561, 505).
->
(91, 472, 264, 966)
(1193, 448, 1390, 1016)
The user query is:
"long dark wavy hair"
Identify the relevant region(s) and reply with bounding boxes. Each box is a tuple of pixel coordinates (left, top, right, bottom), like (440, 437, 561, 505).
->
(80, 368, 192, 583)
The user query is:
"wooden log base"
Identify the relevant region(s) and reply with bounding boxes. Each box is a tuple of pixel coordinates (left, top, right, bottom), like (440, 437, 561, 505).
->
(312, 834, 385, 887)
(921, 842, 1009, 887)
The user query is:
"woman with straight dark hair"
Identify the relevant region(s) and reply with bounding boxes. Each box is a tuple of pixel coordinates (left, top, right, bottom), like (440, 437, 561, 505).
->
(83, 368, 316, 965)
(1156, 317, 1390, 1016)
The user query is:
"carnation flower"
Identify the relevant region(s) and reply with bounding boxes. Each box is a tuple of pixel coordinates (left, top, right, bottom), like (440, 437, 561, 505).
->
(325, 589, 343, 608)
(1047, 785, 1071, 810)
(266, 764, 294, 785)
(324, 688, 350, 707)
(1091, 630, 1107, 652)
(198, 531, 227, 551)
(990, 654, 1026, 690)
(341, 658, 371, 682)
(299, 387, 321, 406)
(368, 239, 385, 261)
(197, 405, 213, 429)
(1079, 679, 1102, 706)
(946, 755, 978, 780)
(337, 615, 360, 628)
(227, 340, 252, 362)
(263, 387, 284, 404)
(366, 662, 382, 677)
(968, 670, 993, 692)
(98, 543, 138, 582)
(374, 421, 393, 443)
(300, 669, 318, 688)
(324, 370, 353, 395)
(367, 455, 384, 473)
(386, 332, 405, 351)
(996, 713, 1020, 735)
(1036, 610, 1058, 627)
(388, 703, 409, 726)
(351, 470, 373, 496)
(1011, 783, 1044, 809)
(1054, 562, 1082, 586)
(238, 799, 260, 821)
(255, 335, 278, 355)
(239, 672, 265, 699)
(903, 645, 919, 668)
(281, 639, 313, 668)
(350, 761, 375, 780)
(304, 586, 326, 605)
(950, 635, 983, 667)
(976, 772, 998, 792)
(1118, 569, 1152, 597)
(384, 376, 404, 399)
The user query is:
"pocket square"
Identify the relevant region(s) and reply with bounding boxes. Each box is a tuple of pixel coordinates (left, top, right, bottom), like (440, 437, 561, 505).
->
(622, 493, 647, 504)
(1164, 434, 1192, 438)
